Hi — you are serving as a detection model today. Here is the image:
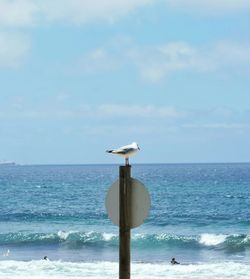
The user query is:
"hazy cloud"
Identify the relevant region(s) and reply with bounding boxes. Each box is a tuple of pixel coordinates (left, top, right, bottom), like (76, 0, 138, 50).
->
(96, 104, 185, 118)
(40, 0, 152, 25)
(0, 0, 38, 27)
(80, 48, 119, 73)
(182, 123, 250, 130)
(0, 31, 30, 67)
(164, 0, 250, 15)
(0, 103, 185, 120)
(0, 0, 151, 27)
(82, 41, 250, 82)
(1, 0, 250, 29)
(132, 42, 206, 82)
(136, 41, 250, 81)
(1, 101, 249, 129)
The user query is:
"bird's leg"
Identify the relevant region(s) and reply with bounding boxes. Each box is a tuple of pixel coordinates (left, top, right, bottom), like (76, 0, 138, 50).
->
(125, 158, 129, 166)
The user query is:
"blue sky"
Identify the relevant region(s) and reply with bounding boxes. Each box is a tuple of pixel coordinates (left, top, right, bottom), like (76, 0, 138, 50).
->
(0, 0, 250, 164)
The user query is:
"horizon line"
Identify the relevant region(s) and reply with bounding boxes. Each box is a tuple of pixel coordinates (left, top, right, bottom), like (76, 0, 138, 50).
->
(9, 161, 250, 166)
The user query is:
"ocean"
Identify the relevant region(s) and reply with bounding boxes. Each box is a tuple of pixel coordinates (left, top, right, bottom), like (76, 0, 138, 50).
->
(1, 163, 250, 278)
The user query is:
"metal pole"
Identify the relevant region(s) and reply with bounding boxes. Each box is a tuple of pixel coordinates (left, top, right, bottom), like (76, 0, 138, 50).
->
(119, 165, 131, 279)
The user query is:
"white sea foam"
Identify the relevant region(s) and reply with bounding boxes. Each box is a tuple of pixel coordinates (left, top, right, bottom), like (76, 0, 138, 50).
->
(57, 230, 74, 240)
(0, 261, 250, 279)
(102, 233, 116, 241)
(199, 233, 227, 246)
(242, 235, 250, 243)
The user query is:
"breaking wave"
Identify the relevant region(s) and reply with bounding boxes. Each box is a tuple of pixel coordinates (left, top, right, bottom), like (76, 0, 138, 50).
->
(1, 232, 250, 251)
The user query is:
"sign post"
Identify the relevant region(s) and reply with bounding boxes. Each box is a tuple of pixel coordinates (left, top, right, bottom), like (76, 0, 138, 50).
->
(119, 165, 131, 279)
(105, 165, 150, 279)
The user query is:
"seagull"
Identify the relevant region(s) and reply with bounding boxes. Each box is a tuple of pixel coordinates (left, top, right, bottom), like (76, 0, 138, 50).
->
(106, 142, 140, 165)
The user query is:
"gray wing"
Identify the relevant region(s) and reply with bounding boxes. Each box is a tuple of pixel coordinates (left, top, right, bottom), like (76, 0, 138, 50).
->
(114, 148, 134, 154)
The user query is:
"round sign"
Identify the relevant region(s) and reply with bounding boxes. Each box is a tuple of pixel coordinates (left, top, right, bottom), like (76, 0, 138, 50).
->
(105, 178, 150, 229)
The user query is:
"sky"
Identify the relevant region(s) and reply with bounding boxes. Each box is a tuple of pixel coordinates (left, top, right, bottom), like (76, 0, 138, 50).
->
(0, 0, 250, 164)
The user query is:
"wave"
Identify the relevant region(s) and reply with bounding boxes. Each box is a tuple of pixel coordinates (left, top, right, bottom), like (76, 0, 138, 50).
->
(133, 233, 250, 251)
(0, 231, 117, 247)
(1, 232, 250, 251)
(0, 261, 250, 279)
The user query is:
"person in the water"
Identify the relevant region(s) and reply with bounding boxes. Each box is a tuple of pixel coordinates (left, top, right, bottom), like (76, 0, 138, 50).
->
(171, 258, 180, 265)
(43, 256, 48, 260)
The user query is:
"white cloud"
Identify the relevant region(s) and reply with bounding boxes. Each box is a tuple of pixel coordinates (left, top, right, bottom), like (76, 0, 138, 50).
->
(129, 41, 250, 81)
(39, 0, 152, 25)
(80, 41, 200, 81)
(0, 0, 250, 28)
(79, 40, 250, 81)
(214, 42, 250, 64)
(0, 0, 151, 27)
(0, 32, 30, 67)
(80, 48, 118, 73)
(0, 0, 38, 26)
(164, 0, 250, 15)
(131, 42, 204, 82)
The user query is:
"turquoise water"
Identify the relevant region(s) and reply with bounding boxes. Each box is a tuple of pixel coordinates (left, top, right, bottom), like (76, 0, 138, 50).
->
(1, 163, 250, 278)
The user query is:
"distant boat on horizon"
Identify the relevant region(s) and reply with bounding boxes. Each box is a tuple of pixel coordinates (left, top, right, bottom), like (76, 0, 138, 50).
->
(0, 161, 16, 166)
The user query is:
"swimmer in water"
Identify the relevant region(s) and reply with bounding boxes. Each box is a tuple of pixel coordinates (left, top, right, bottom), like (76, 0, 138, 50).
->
(171, 258, 180, 265)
